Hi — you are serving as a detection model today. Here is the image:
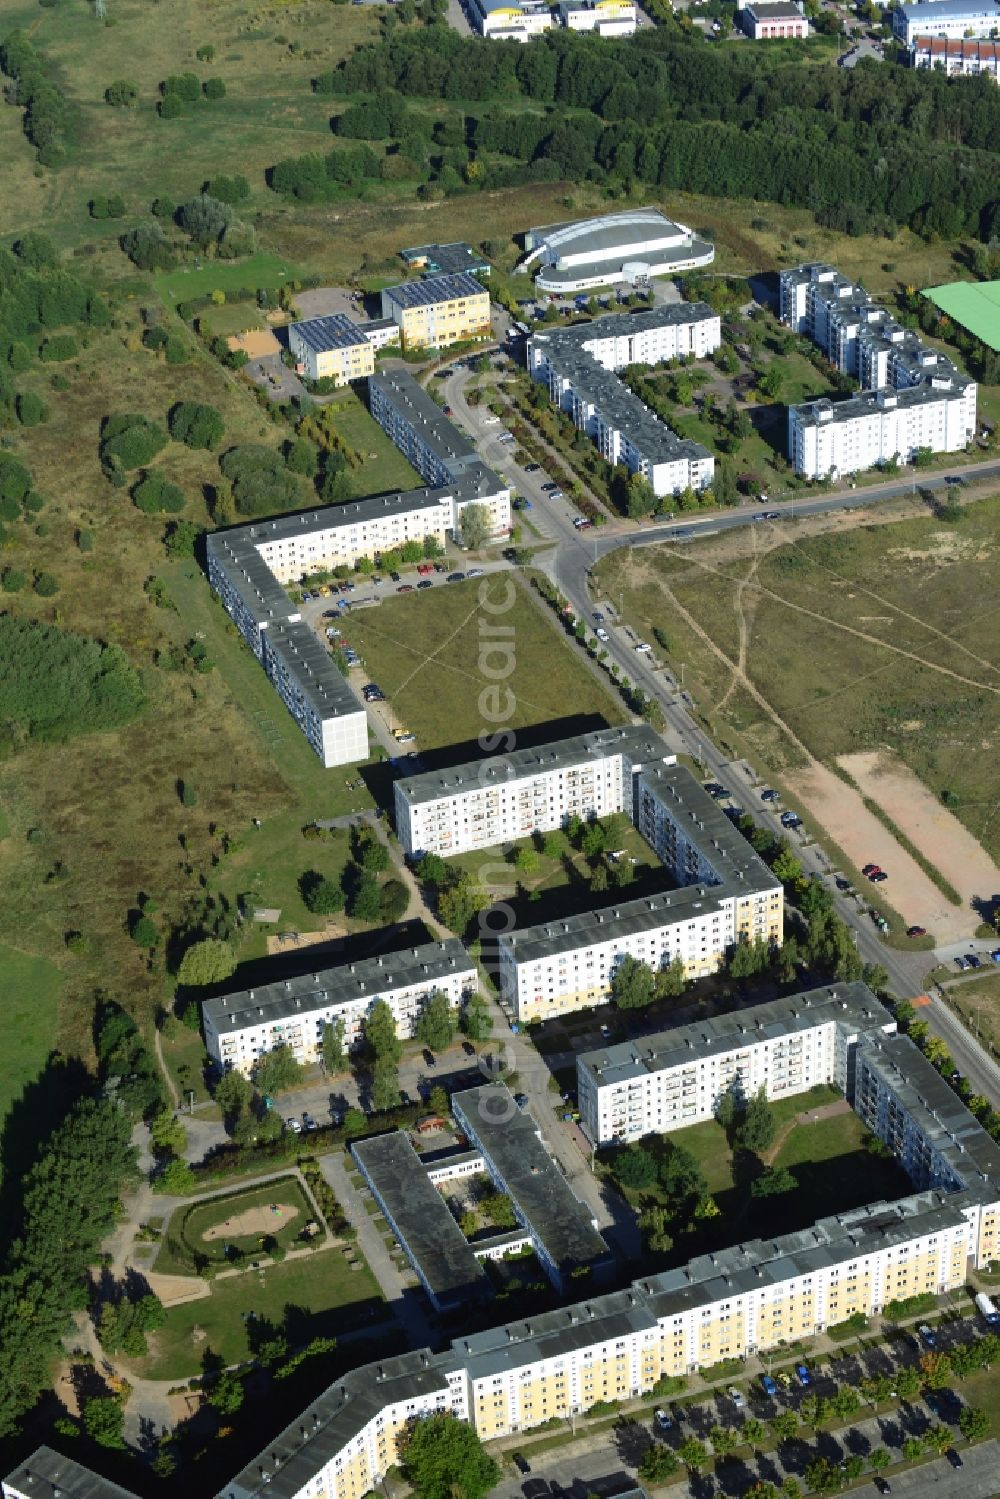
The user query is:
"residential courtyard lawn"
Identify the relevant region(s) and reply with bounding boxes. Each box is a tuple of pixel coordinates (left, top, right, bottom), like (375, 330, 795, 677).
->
(320, 391, 423, 498)
(159, 1016, 213, 1106)
(343, 578, 627, 753)
(135, 1244, 385, 1380)
(0, 943, 64, 1130)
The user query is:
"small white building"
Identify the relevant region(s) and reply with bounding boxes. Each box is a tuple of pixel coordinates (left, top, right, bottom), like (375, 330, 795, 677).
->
(556, 0, 637, 32)
(739, 0, 809, 37)
(289, 314, 375, 385)
(893, 0, 1000, 43)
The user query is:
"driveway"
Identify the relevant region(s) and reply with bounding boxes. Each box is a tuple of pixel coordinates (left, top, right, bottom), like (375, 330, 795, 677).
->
(245, 351, 307, 403)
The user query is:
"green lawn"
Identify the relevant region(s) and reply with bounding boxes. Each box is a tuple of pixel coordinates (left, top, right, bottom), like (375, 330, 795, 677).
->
(321, 392, 423, 497)
(343, 577, 627, 753)
(136, 1245, 385, 1379)
(155, 1176, 316, 1274)
(159, 1017, 213, 1105)
(197, 303, 268, 339)
(0, 943, 64, 1130)
(155, 254, 301, 309)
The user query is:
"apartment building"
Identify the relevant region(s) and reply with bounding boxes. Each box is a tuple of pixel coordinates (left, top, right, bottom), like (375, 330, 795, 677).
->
(393, 725, 671, 859)
(556, 0, 638, 33)
(578, 983, 896, 1145)
(380, 273, 491, 352)
(23, 992, 1000, 1499)
(497, 764, 782, 1022)
(368, 370, 512, 538)
(893, 0, 1000, 42)
(452, 1084, 612, 1291)
(520, 209, 715, 294)
(288, 315, 375, 385)
(911, 35, 1000, 76)
(780, 262, 977, 478)
(739, 0, 809, 36)
(201, 940, 476, 1075)
(351, 1131, 493, 1312)
(528, 306, 720, 497)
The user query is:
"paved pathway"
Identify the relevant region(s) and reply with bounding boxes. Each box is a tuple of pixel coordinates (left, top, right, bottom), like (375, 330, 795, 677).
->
(317, 1149, 437, 1350)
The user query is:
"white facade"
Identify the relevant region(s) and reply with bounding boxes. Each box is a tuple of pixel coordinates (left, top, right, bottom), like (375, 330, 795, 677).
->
(558, 0, 637, 31)
(288, 316, 375, 384)
(521, 209, 715, 294)
(528, 306, 720, 498)
(394, 725, 670, 858)
(780, 262, 977, 479)
(911, 34, 1000, 73)
(893, 0, 1000, 43)
(202, 940, 477, 1075)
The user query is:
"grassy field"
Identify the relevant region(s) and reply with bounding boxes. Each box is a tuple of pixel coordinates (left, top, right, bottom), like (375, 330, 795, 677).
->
(134, 1244, 385, 1379)
(943, 972, 1000, 1064)
(598, 495, 1000, 861)
(615, 1085, 913, 1256)
(155, 1176, 316, 1274)
(155, 254, 300, 309)
(0, 944, 64, 1129)
(343, 577, 628, 753)
(320, 390, 423, 497)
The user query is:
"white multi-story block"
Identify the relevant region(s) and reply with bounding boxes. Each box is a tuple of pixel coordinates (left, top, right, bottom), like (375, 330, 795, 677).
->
(369, 369, 511, 538)
(497, 766, 783, 1023)
(288, 314, 376, 385)
(911, 35, 1000, 77)
(380, 273, 491, 352)
(893, 0, 1000, 43)
(394, 725, 671, 858)
(556, 0, 637, 32)
(779, 263, 976, 479)
(578, 982, 896, 1145)
(528, 305, 721, 498)
(202, 939, 476, 1075)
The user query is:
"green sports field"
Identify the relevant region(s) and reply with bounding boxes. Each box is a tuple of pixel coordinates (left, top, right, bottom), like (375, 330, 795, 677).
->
(924, 280, 1000, 352)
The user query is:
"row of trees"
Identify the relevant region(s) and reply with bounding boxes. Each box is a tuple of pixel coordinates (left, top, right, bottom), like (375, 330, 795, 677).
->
(0, 32, 73, 167)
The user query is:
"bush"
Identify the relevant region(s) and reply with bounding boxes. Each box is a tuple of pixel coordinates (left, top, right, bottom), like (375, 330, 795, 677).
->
(169, 400, 224, 450)
(206, 173, 250, 203)
(101, 413, 168, 471)
(120, 223, 175, 271)
(16, 391, 48, 426)
(133, 471, 185, 515)
(40, 334, 78, 362)
(105, 80, 138, 107)
(33, 572, 59, 597)
(203, 77, 226, 99)
(90, 195, 126, 220)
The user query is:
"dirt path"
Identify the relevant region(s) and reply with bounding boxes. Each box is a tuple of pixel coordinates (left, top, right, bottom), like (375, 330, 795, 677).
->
(762, 1098, 852, 1167)
(840, 750, 1000, 918)
(717, 532, 762, 714)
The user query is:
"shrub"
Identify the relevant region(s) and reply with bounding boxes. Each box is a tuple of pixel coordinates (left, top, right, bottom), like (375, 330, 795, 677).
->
(101, 413, 168, 471)
(133, 471, 185, 515)
(120, 223, 174, 271)
(169, 400, 224, 450)
(16, 391, 48, 426)
(33, 571, 60, 597)
(105, 80, 138, 106)
(40, 334, 78, 362)
(203, 77, 227, 99)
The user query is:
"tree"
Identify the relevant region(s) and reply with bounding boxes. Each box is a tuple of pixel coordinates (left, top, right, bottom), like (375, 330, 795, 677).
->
(254, 1044, 303, 1097)
(460, 503, 491, 550)
(354, 828, 390, 873)
(678, 1437, 708, 1472)
(920, 1350, 952, 1389)
(654, 955, 686, 999)
(830, 1387, 860, 1420)
(751, 1165, 796, 1198)
(347, 871, 382, 923)
(709, 1424, 737, 1458)
(177, 938, 236, 988)
(923, 1425, 953, 1456)
(82, 1397, 125, 1449)
(382, 877, 411, 921)
(437, 874, 485, 933)
(893, 1365, 921, 1401)
(120, 224, 175, 272)
(715, 1084, 739, 1133)
(169, 400, 224, 450)
(736, 1086, 776, 1153)
(613, 1145, 659, 1192)
(401, 1412, 500, 1499)
(770, 1412, 798, 1442)
(611, 954, 655, 1010)
(366, 998, 402, 1066)
(178, 193, 232, 250)
(208, 1369, 245, 1415)
(862, 961, 890, 996)
(417, 991, 455, 1053)
(16, 391, 47, 427)
(639, 1443, 678, 1482)
(804, 1457, 839, 1493)
(286, 436, 319, 476)
(149, 1107, 186, 1156)
(514, 844, 538, 874)
(868, 1447, 891, 1471)
(322, 1019, 347, 1074)
(729, 936, 770, 980)
(371, 1062, 401, 1113)
(742, 1416, 766, 1452)
(626, 472, 656, 518)
(661, 1144, 707, 1215)
(461, 992, 492, 1043)
(639, 1204, 672, 1255)
(959, 1406, 989, 1441)
(416, 852, 448, 886)
(300, 870, 345, 916)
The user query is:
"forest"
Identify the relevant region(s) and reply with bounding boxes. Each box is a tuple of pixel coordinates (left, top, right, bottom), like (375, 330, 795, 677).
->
(297, 29, 1000, 240)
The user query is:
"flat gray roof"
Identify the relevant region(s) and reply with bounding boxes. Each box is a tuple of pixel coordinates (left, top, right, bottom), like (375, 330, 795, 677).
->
(747, 1, 805, 15)
(369, 368, 483, 480)
(794, 381, 967, 428)
(203, 939, 474, 1039)
(535, 239, 715, 288)
(452, 1083, 611, 1278)
(382, 272, 487, 311)
(578, 982, 895, 1090)
(395, 724, 670, 810)
(4, 1449, 140, 1498)
(400, 242, 491, 277)
(290, 314, 369, 354)
(351, 1131, 491, 1307)
(528, 208, 684, 259)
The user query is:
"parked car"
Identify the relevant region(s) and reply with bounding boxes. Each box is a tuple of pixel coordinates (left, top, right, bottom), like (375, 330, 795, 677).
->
(764, 511, 780, 520)
(870, 870, 889, 883)
(417, 563, 434, 575)
(634, 641, 652, 654)
(446, 572, 466, 583)
(397, 584, 414, 593)
(705, 783, 727, 799)
(780, 811, 802, 828)
(795, 1364, 812, 1387)
(512, 1454, 531, 1475)
(760, 1374, 778, 1397)
(389, 571, 401, 582)
(726, 1387, 745, 1409)
(549, 488, 564, 500)
(286, 1117, 302, 1134)
(302, 1112, 318, 1132)
(423, 1048, 437, 1068)
(524, 462, 540, 473)
(433, 562, 447, 573)
(760, 788, 780, 802)
(906, 925, 927, 938)
(462, 1041, 476, 1057)
(593, 611, 605, 623)
(417, 580, 433, 589)
(835, 877, 852, 891)
(862, 862, 879, 876)
(595, 627, 610, 642)
(991, 949, 1000, 964)
(955, 955, 971, 971)
(918, 1323, 937, 1348)
(966, 952, 982, 969)
(654, 1407, 672, 1430)
(468, 568, 485, 578)
(873, 1478, 891, 1496)
(945, 1450, 963, 1470)
(514, 1093, 529, 1109)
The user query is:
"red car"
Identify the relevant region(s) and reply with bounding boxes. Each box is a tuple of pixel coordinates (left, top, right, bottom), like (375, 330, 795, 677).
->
(865, 866, 883, 881)
(417, 563, 434, 575)
(907, 925, 927, 938)
(397, 584, 414, 593)
(862, 863, 880, 877)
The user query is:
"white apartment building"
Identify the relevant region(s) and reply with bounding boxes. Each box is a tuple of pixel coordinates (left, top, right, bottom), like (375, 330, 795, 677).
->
(288, 315, 375, 385)
(779, 262, 977, 478)
(893, 0, 1000, 43)
(201, 939, 476, 1075)
(393, 725, 671, 858)
(578, 983, 896, 1145)
(25, 990, 1000, 1499)
(911, 35, 1000, 75)
(369, 369, 512, 537)
(497, 765, 783, 1023)
(528, 305, 721, 497)
(556, 0, 638, 32)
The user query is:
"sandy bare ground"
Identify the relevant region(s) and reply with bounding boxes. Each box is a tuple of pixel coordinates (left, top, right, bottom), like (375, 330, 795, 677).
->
(144, 1271, 210, 1306)
(203, 1201, 298, 1241)
(227, 327, 280, 358)
(266, 921, 346, 957)
(796, 762, 980, 942)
